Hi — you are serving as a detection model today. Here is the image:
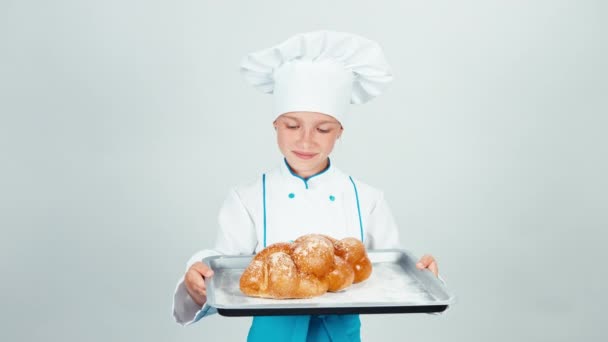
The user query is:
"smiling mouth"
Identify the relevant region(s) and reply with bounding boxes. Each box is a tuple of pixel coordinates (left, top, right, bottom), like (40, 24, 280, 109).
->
(292, 151, 318, 160)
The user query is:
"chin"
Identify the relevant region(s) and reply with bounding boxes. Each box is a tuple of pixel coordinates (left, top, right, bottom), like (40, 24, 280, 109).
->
(294, 159, 325, 172)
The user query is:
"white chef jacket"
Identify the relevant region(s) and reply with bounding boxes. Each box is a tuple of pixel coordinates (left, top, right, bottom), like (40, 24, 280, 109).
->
(172, 159, 401, 325)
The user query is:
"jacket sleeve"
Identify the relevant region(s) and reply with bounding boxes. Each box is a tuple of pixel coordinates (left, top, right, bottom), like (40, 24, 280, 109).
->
(172, 188, 258, 326)
(364, 191, 401, 250)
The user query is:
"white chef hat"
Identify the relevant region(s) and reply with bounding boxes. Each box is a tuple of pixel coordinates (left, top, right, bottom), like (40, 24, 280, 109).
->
(240, 30, 393, 125)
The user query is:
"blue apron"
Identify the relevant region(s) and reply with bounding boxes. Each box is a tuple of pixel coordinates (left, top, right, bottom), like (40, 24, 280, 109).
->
(247, 314, 361, 342)
(247, 172, 363, 341)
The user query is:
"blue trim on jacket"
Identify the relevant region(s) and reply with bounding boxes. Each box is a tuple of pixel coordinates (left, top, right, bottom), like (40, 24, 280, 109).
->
(349, 176, 364, 242)
(283, 158, 331, 189)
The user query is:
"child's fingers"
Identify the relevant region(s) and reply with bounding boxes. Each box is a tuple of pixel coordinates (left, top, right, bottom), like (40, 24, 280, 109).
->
(427, 261, 439, 277)
(186, 263, 213, 291)
(186, 269, 205, 288)
(415, 254, 439, 277)
(416, 254, 435, 268)
(184, 271, 206, 299)
(192, 262, 215, 278)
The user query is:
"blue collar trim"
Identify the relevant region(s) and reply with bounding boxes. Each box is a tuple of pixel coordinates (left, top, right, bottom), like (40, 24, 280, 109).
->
(283, 158, 331, 189)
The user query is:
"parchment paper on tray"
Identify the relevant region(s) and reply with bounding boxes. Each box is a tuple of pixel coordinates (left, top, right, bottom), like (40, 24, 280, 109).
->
(204, 250, 455, 316)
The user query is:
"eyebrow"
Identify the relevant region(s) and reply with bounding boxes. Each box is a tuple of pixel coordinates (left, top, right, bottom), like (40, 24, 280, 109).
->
(281, 115, 339, 125)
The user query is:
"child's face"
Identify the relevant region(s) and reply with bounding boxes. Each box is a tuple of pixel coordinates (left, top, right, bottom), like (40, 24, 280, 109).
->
(274, 112, 343, 176)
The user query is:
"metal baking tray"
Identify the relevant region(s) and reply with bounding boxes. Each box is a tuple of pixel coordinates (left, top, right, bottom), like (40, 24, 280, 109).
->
(203, 249, 455, 316)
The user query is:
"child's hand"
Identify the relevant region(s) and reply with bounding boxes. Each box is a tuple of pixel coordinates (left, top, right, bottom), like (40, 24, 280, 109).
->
(415, 254, 439, 277)
(185, 262, 214, 307)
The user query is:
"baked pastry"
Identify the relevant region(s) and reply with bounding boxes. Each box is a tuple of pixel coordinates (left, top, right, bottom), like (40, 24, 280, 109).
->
(239, 234, 372, 299)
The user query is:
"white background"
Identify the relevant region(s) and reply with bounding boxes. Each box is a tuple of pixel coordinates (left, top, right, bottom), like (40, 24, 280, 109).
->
(1, 1, 606, 341)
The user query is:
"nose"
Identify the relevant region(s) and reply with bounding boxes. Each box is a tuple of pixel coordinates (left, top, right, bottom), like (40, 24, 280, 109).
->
(297, 127, 314, 149)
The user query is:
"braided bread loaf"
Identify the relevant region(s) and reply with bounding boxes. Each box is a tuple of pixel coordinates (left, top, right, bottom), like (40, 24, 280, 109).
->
(239, 234, 372, 299)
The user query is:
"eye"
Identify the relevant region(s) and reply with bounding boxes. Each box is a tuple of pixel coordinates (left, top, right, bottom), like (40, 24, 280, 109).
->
(317, 127, 331, 134)
(286, 124, 299, 130)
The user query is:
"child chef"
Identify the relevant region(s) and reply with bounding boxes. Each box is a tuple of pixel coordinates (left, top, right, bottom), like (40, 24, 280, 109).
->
(172, 30, 440, 342)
